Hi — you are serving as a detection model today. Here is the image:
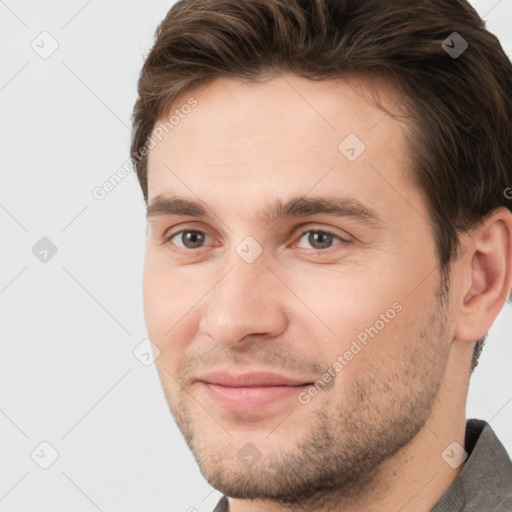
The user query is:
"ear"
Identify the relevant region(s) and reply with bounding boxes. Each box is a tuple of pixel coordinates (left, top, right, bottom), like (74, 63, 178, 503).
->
(453, 207, 512, 342)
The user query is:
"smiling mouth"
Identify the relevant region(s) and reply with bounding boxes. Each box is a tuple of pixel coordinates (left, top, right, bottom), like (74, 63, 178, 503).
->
(199, 381, 313, 411)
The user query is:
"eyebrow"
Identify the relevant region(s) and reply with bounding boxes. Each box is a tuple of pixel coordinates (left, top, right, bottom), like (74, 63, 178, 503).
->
(146, 195, 384, 228)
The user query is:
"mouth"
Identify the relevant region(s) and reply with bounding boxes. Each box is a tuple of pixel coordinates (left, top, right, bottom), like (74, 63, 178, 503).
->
(199, 382, 313, 411)
(196, 371, 314, 411)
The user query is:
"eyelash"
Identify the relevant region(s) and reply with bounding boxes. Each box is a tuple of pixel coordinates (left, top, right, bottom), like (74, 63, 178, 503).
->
(164, 226, 351, 254)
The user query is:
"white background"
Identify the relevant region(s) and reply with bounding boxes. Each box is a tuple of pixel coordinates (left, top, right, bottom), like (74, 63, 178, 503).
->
(1, 1, 511, 511)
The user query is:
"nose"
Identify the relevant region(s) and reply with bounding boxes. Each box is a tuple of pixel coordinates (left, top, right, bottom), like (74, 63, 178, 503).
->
(198, 254, 288, 348)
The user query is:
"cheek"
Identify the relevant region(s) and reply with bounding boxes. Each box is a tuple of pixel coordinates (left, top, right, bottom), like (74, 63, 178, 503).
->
(142, 257, 165, 338)
(142, 255, 204, 368)
(283, 264, 421, 385)
(288, 264, 402, 342)
(143, 255, 178, 343)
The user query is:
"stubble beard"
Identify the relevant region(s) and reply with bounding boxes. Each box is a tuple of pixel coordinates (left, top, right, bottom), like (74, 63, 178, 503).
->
(161, 279, 452, 510)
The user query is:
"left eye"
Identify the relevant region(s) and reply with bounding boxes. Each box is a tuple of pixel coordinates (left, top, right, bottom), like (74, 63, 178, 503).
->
(296, 230, 347, 251)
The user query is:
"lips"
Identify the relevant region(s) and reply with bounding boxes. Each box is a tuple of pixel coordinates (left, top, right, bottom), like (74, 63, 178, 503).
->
(197, 371, 313, 387)
(196, 371, 314, 411)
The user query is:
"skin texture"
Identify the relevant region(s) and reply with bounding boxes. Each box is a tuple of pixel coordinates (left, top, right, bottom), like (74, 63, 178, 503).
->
(143, 74, 512, 511)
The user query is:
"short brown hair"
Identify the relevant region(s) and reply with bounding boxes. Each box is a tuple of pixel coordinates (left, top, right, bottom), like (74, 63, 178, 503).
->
(130, 0, 512, 373)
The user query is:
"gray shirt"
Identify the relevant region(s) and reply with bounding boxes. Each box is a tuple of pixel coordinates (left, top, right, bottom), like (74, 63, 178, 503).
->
(212, 418, 512, 511)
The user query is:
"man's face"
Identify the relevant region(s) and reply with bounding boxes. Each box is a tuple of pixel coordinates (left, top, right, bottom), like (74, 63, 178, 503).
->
(143, 75, 455, 504)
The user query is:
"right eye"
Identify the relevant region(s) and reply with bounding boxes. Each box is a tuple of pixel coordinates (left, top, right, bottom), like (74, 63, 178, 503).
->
(167, 230, 212, 250)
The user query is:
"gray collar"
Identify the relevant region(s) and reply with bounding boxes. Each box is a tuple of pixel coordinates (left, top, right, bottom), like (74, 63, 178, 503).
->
(431, 418, 512, 511)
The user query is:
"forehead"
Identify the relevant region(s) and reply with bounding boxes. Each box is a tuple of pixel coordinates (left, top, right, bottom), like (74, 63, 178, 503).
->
(149, 74, 406, 158)
(145, 74, 422, 225)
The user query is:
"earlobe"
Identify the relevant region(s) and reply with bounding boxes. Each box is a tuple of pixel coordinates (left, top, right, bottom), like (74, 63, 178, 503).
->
(453, 207, 512, 343)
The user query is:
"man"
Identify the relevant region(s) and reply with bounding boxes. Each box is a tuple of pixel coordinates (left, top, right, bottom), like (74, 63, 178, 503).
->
(130, 0, 512, 510)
